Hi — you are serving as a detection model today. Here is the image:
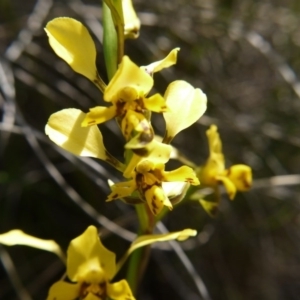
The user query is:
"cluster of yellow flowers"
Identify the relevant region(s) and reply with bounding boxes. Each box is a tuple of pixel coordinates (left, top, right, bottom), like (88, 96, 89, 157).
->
(45, 17, 207, 217)
(45, 17, 252, 218)
(0, 2, 254, 300)
(41, 2, 252, 298)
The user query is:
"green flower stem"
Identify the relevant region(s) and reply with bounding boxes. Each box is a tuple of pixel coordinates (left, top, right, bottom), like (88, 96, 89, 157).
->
(103, 2, 118, 80)
(135, 204, 149, 232)
(126, 204, 153, 294)
(126, 245, 144, 293)
(115, 20, 124, 64)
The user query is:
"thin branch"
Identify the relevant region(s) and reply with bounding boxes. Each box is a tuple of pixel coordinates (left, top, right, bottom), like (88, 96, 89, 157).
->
(0, 245, 32, 300)
(245, 30, 300, 101)
(156, 222, 212, 300)
(5, 0, 53, 61)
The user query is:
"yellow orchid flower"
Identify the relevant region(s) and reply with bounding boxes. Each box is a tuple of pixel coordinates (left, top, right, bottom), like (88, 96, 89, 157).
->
(47, 226, 134, 300)
(163, 80, 207, 143)
(108, 158, 199, 215)
(198, 125, 252, 200)
(81, 55, 171, 149)
(46, 225, 198, 299)
(123, 139, 172, 178)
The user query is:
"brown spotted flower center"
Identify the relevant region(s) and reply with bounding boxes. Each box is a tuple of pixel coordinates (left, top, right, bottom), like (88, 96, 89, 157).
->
(80, 281, 107, 299)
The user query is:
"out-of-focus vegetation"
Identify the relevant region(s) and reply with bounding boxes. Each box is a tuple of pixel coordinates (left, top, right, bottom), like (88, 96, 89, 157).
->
(1, 0, 300, 299)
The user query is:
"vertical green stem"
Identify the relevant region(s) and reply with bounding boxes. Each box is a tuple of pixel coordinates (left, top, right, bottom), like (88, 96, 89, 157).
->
(115, 22, 124, 64)
(126, 245, 144, 293)
(126, 204, 154, 294)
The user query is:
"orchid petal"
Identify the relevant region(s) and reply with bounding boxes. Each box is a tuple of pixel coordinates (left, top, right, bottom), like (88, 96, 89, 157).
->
(162, 181, 190, 205)
(45, 109, 108, 160)
(163, 80, 207, 143)
(145, 185, 172, 215)
(128, 228, 196, 254)
(216, 175, 237, 200)
(84, 294, 102, 300)
(116, 228, 197, 273)
(163, 166, 200, 186)
(207, 124, 223, 156)
(106, 180, 137, 201)
(0, 230, 65, 261)
(227, 164, 252, 191)
(82, 106, 117, 127)
(45, 18, 98, 82)
(141, 48, 180, 75)
(123, 0, 140, 39)
(123, 141, 172, 178)
(47, 281, 80, 300)
(143, 93, 169, 112)
(104, 56, 153, 102)
(107, 280, 135, 300)
(67, 226, 116, 281)
(198, 125, 225, 186)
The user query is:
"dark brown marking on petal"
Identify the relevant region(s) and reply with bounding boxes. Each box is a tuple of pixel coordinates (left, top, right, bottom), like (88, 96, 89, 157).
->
(151, 196, 159, 215)
(243, 179, 251, 189)
(135, 98, 144, 111)
(141, 184, 152, 194)
(185, 177, 195, 183)
(150, 169, 163, 181)
(241, 173, 251, 189)
(116, 101, 126, 116)
(87, 120, 96, 125)
(79, 280, 107, 299)
(132, 147, 149, 156)
(124, 122, 129, 138)
(79, 282, 89, 298)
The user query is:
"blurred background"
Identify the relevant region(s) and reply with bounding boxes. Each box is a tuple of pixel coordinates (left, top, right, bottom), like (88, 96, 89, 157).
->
(1, 0, 300, 299)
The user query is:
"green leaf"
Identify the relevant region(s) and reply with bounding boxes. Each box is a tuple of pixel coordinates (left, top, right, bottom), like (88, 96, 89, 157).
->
(103, 2, 118, 80)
